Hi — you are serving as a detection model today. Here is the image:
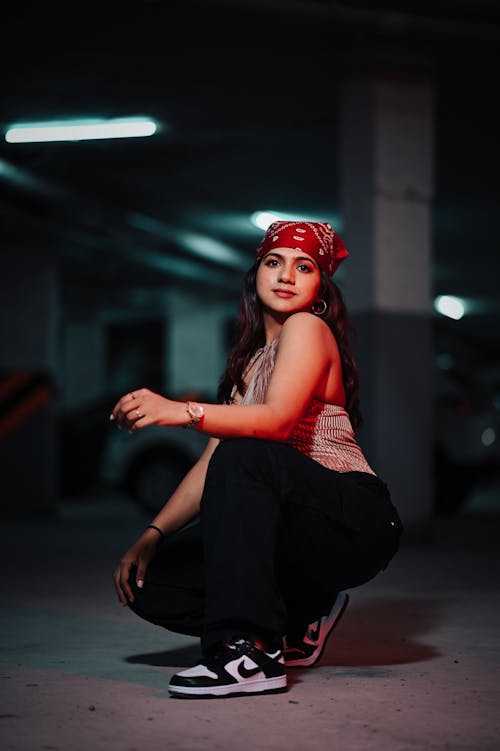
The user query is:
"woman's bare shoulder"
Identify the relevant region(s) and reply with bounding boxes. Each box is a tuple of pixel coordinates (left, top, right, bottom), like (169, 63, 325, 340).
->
(280, 312, 336, 343)
(278, 313, 340, 372)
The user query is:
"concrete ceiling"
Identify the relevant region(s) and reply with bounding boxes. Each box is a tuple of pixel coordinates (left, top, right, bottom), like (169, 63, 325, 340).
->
(1, 0, 499, 395)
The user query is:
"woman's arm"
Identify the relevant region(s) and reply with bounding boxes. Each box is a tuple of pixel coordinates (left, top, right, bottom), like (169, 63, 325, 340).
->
(148, 436, 220, 534)
(111, 313, 341, 442)
(113, 436, 219, 605)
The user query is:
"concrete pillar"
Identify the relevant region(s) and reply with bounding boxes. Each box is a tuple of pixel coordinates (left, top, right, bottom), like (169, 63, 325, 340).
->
(340, 70, 434, 529)
(168, 290, 234, 400)
(0, 250, 59, 515)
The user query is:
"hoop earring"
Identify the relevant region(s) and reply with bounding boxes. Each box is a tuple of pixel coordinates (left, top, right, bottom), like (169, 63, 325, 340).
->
(311, 299, 327, 316)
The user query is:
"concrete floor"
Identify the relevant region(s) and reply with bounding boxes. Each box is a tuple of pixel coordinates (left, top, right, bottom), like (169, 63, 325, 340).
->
(1, 488, 499, 751)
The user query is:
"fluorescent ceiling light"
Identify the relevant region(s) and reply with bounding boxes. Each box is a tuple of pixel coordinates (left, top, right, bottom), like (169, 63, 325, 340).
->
(434, 295, 465, 320)
(5, 118, 158, 143)
(481, 427, 495, 447)
(128, 213, 248, 271)
(251, 211, 280, 230)
(0, 158, 63, 198)
(250, 210, 343, 231)
(178, 231, 248, 270)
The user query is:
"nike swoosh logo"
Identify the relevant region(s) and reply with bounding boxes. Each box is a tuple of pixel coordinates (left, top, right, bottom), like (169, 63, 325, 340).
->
(237, 661, 263, 679)
(307, 620, 321, 642)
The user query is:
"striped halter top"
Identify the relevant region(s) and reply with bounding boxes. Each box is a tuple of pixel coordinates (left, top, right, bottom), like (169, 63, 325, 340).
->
(231, 338, 376, 475)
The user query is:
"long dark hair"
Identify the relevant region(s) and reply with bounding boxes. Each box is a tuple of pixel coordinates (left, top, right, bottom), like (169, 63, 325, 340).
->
(217, 260, 363, 431)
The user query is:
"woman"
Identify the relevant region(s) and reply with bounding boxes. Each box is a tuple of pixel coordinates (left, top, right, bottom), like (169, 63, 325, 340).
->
(111, 220, 403, 699)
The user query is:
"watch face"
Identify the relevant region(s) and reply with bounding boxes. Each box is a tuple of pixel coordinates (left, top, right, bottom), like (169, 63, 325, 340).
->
(189, 402, 204, 418)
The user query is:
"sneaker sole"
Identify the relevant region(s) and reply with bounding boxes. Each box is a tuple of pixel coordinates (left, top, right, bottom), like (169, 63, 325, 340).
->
(285, 592, 350, 668)
(168, 674, 287, 698)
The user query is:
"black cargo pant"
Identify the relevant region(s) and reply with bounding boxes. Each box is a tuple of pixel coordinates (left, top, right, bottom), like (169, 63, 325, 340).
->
(128, 438, 403, 652)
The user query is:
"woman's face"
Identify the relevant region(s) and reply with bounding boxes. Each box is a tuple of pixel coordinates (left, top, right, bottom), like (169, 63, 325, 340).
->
(256, 246, 322, 316)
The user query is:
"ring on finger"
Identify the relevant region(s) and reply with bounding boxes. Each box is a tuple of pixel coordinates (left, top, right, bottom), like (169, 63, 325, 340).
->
(135, 409, 142, 418)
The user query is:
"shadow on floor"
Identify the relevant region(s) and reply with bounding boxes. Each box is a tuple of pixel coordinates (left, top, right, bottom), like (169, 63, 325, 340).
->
(126, 643, 202, 669)
(124, 595, 441, 671)
(324, 595, 441, 666)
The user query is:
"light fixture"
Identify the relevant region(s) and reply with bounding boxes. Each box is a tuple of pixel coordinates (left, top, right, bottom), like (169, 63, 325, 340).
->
(481, 427, 495, 447)
(5, 117, 158, 143)
(250, 210, 343, 231)
(434, 295, 465, 320)
(128, 213, 248, 271)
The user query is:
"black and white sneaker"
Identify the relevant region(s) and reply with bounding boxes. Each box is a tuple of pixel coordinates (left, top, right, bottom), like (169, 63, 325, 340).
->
(168, 638, 287, 698)
(284, 591, 349, 668)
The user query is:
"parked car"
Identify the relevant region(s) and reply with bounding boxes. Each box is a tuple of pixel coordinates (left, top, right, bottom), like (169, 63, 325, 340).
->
(58, 390, 211, 514)
(432, 356, 500, 515)
(433, 394, 500, 515)
(100, 420, 209, 514)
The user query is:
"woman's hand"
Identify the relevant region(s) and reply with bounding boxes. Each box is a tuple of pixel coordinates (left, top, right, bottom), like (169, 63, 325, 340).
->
(113, 529, 161, 605)
(110, 388, 187, 432)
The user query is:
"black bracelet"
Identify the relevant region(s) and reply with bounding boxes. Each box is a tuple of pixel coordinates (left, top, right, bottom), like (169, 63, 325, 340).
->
(146, 524, 165, 539)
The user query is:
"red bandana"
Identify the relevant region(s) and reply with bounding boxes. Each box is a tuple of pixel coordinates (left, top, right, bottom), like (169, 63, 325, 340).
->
(255, 221, 349, 276)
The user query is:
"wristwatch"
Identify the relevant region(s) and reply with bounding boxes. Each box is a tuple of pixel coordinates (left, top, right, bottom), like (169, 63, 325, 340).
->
(185, 401, 205, 428)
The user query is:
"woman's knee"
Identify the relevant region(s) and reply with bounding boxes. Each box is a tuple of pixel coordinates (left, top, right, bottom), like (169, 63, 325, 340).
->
(207, 437, 274, 479)
(127, 571, 203, 634)
(211, 437, 268, 461)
